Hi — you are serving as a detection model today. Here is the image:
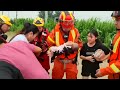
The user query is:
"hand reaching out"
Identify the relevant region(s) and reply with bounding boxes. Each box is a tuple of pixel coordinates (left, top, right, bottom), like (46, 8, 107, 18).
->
(95, 69, 103, 77)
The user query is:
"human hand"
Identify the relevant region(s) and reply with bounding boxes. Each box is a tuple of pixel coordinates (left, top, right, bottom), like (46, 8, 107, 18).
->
(93, 49, 105, 61)
(86, 56, 94, 62)
(65, 41, 78, 51)
(65, 41, 74, 46)
(95, 69, 103, 77)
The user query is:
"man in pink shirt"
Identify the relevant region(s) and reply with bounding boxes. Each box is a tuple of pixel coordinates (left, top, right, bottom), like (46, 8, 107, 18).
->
(0, 40, 50, 79)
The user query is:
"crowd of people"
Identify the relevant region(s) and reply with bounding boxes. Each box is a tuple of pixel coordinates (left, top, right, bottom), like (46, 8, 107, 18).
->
(0, 11, 120, 79)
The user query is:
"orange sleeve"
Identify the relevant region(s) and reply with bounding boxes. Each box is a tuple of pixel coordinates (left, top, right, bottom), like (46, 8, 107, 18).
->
(100, 61, 120, 76)
(74, 28, 83, 49)
(47, 29, 56, 47)
(100, 67, 116, 76)
(100, 41, 120, 76)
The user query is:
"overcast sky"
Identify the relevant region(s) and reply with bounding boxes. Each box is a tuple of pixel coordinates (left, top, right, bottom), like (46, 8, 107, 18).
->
(0, 11, 113, 21)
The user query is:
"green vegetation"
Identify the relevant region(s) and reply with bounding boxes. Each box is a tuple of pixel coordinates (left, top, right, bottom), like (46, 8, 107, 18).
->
(10, 18, 116, 48)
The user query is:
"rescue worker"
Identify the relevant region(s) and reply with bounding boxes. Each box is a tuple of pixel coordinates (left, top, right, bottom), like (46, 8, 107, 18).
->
(47, 11, 83, 79)
(31, 17, 50, 73)
(0, 15, 12, 42)
(95, 11, 120, 79)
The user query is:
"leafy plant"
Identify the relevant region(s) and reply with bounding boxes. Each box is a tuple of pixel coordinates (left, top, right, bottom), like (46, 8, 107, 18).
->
(10, 18, 116, 48)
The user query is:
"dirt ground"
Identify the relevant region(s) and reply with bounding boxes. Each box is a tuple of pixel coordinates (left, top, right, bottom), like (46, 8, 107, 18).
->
(6, 32, 109, 79)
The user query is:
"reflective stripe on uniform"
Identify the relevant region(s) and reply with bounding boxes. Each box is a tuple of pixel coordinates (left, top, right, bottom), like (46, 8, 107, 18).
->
(69, 11, 74, 20)
(71, 30, 75, 42)
(78, 48, 81, 53)
(48, 36, 55, 44)
(61, 12, 66, 21)
(55, 32, 60, 46)
(113, 37, 120, 53)
(110, 63, 120, 73)
(55, 30, 76, 46)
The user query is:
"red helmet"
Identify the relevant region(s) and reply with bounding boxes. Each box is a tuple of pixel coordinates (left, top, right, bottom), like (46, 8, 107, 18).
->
(59, 11, 74, 29)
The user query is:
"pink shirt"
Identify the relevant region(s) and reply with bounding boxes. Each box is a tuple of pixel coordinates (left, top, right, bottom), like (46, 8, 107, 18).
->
(0, 41, 50, 79)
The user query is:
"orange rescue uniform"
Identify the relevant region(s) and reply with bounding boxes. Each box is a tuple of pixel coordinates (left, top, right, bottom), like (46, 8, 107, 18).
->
(100, 31, 120, 79)
(47, 23, 83, 79)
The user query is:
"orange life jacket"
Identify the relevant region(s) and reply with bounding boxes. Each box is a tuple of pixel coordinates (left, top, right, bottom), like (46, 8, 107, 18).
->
(54, 24, 78, 60)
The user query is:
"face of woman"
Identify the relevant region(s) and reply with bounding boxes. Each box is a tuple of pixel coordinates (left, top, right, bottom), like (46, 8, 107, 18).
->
(87, 33, 97, 44)
(26, 32, 38, 42)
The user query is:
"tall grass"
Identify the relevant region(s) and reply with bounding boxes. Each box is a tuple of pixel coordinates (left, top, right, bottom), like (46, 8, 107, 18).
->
(10, 18, 116, 48)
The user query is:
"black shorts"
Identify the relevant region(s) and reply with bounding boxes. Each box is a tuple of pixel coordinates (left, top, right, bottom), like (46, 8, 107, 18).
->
(0, 61, 24, 79)
(81, 61, 100, 78)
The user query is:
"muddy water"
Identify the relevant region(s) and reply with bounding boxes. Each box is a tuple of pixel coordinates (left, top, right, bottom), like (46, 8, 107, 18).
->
(6, 32, 109, 79)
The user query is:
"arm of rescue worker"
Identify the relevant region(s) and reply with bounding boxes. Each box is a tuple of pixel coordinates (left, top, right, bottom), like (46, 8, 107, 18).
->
(96, 60, 120, 77)
(94, 44, 110, 61)
(96, 43, 120, 77)
(27, 43, 42, 57)
(99, 44, 110, 61)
